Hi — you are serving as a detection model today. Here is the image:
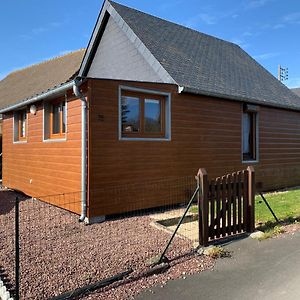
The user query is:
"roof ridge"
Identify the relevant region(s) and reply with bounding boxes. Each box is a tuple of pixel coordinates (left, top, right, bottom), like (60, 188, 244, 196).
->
(4, 48, 86, 79)
(109, 0, 237, 48)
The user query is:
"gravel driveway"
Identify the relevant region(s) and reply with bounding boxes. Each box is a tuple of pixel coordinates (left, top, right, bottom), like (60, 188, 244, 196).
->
(0, 189, 214, 299)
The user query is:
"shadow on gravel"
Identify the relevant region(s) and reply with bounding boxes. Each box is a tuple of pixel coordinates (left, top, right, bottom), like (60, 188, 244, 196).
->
(76, 250, 202, 300)
(0, 190, 27, 216)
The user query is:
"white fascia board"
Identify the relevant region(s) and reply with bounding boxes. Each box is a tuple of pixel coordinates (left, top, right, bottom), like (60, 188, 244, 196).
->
(78, 0, 110, 77)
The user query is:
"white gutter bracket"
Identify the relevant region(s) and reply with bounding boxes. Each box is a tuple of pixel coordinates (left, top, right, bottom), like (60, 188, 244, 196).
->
(178, 86, 184, 93)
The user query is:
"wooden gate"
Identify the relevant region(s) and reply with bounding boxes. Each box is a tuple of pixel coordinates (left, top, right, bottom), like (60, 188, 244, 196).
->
(197, 166, 255, 246)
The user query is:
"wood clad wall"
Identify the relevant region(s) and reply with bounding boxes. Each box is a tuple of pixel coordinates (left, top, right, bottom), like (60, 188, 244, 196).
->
(89, 79, 300, 217)
(2, 96, 82, 214)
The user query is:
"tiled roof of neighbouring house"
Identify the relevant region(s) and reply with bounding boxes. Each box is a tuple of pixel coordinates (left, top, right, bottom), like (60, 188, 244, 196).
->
(109, 1, 300, 110)
(291, 88, 300, 97)
(0, 49, 85, 110)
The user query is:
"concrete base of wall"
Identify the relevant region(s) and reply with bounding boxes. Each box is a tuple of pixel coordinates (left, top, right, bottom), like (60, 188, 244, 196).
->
(84, 215, 106, 224)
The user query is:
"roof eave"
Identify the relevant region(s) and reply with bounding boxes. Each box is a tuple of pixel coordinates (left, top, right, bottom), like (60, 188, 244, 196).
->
(182, 86, 300, 112)
(0, 81, 75, 114)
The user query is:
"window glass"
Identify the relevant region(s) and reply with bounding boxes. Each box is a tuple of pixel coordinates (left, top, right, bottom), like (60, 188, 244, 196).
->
(243, 112, 251, 155)
(243, 111, 256, 161)
(52, 104, 61, 134)
(20, 111, 27, 138)
(121, 96, 140, 133)
(144, 99, 161, 133)
(62, 102, 66, 133)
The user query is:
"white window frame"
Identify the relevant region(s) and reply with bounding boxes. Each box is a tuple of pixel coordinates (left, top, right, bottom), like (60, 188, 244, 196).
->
(118, 85, 171, 141)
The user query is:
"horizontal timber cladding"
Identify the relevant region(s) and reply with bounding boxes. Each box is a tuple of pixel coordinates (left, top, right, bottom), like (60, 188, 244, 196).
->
(2, 94, 83, 214)
(88, 79, 300, 217)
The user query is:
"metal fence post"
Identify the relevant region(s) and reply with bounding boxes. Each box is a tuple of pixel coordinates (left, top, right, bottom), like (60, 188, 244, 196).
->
(15, 196, 20, 300)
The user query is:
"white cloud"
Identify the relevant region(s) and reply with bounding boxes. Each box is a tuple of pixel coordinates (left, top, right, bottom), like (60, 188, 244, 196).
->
(286, 77, 300, 88)
(184, 7, 242, 29)
(184, 13, 216, 28)
(0, 72, 8, 80)
(244, 0, 271, 10)
(273, 23, 285, 29)
(20, 20, 64, 40)
(253, 52, 280, 60)
(32, 27, 48, 35)
(58, 50, 76, 56)
(230, 38, 250, 49)
(49, 21, 62, 27)
(283, 12, 300, 24)
(242, 31, 253, 37)
(159, 0, 183, 11)
(198, 14, 217, 25)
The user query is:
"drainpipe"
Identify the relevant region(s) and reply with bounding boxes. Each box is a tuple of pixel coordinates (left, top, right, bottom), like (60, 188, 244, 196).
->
(73, 77, 87, 222)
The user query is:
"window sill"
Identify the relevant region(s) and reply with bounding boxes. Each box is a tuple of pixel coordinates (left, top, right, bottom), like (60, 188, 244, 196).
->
(13, 140, 27, 144)
(242, 160, 259, 164)
(120, 137, 171, 141)
(43, 137, 67, 143)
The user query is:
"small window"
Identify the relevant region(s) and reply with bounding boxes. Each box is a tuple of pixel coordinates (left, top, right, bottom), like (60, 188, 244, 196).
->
(121, 90, 167, 139)
(51, 102, 66, 138)
(14, 109, 27, 142)
(44, 100, 66, 140)
(242, 109, 258, 161)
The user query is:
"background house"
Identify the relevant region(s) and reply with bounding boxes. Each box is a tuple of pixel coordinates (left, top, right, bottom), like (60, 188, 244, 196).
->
(1, 1, 300, 221)
(291, 88, 300, 97)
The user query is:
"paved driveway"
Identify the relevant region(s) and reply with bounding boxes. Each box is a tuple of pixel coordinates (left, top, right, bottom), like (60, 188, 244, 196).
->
(137, 231, 300, 300)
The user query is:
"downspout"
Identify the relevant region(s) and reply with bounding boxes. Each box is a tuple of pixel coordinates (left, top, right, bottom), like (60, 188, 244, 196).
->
(73, 77, 88, 222)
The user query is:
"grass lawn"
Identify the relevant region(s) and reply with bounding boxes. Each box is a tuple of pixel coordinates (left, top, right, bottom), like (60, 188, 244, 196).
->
(256, 188, 300, 225)
(189, 187, 300, 226)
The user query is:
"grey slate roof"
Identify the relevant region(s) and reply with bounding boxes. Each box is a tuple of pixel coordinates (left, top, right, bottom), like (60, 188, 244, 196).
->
(110, 1, 300, 110)
(0, 49, 85, 111)
(291, 88, 300, 97)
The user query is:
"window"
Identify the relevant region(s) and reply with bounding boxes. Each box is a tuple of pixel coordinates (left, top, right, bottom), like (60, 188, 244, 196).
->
(13, 109, 27, 142)
(120, 89, 169, 139)
(242, 105, 258, 162)
(44, 100, 66, 141)
(50, 101, 66, 138)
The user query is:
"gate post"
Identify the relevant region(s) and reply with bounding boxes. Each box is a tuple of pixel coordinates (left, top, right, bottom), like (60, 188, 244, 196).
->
(247, 166, 255, 233)
(197, 168, 209, 246)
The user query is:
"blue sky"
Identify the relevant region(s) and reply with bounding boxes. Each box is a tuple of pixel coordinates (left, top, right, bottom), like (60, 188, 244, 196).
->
(1, 0, 300, 87)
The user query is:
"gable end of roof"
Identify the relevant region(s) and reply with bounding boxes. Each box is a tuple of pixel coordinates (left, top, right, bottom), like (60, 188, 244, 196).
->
(79, 0, 177, 85)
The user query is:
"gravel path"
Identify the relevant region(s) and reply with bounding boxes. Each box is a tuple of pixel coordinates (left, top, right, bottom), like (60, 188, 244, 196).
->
(0, 189, 214, 299)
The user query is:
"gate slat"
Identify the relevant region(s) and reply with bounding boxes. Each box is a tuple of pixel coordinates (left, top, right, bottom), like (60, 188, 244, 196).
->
(232, 172, 237, 234)
(221, 175, 227, 237)
(210, 180, 215, 240)
(243, 170, 249, 232)
(227, 174, 232, 235)
(215, 177, 221, 239)
(237, 171, 242, 233)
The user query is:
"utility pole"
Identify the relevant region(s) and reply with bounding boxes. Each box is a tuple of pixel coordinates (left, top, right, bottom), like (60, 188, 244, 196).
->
(278, 65, 288, 82)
